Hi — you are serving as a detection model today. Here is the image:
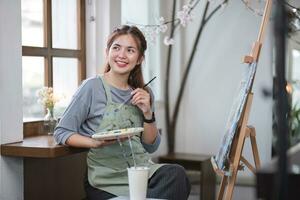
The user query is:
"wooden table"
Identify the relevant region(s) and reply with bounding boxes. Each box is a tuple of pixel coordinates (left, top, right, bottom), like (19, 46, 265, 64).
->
(158, 153, 216, 200)
(1, 135, 88, 200)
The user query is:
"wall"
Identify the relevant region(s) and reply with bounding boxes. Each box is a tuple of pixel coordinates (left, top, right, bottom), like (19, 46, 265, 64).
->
(0, 1, 24, 199)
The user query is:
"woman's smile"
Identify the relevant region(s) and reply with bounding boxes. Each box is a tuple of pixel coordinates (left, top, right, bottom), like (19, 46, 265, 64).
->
(115, 60, 129, 68)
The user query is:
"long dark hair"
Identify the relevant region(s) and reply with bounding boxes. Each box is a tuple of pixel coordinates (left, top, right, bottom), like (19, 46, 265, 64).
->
(104, 25, 147, 89)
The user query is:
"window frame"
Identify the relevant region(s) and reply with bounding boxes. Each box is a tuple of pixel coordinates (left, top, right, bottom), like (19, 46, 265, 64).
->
(22, 0, 86, 137)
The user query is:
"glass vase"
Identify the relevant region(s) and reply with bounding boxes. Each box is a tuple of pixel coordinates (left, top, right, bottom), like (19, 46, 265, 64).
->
(44, 108, 57, 135)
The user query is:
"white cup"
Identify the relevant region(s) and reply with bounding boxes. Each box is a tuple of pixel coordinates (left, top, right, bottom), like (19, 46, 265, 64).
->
(127, 166, 149, 200)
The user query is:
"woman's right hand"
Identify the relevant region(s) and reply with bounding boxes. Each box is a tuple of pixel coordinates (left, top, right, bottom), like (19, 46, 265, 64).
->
(92, 135, 132, 148)
(66, 133, 128, 148)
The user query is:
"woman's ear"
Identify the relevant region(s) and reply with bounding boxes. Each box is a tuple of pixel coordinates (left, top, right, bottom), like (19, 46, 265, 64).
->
(137, 56, 144, 65)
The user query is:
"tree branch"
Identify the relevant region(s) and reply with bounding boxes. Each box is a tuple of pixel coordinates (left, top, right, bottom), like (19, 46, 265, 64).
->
(171, 1, 227, 131)
(165, 0, 177, 153)
(171, 1, 210, 130)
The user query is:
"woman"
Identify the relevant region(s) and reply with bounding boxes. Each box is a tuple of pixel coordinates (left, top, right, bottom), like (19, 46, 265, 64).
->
(54, 25, 190, 200)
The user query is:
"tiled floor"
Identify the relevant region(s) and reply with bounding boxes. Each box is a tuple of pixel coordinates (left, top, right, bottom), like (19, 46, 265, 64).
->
(188, 184, 256, 200)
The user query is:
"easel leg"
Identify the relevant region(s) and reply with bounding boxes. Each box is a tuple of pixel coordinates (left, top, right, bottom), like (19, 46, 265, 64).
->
(249, 126, 261, 168)
(224, 168, 238, 200)
(223, 123, 248, 200)
(217, 175, 228, 200)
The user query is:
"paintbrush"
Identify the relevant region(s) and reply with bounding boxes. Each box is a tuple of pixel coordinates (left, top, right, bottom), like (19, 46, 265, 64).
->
(117, 76, 157, 109)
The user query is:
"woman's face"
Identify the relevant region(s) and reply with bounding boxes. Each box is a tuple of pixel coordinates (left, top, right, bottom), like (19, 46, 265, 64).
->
(106, 34, 142, 76)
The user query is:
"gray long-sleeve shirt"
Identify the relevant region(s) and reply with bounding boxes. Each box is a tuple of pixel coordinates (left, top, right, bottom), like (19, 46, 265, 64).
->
(54, 75, 160, 153)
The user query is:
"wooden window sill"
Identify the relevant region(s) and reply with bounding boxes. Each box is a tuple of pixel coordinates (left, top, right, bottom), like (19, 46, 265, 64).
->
(0, 135, 87, 158)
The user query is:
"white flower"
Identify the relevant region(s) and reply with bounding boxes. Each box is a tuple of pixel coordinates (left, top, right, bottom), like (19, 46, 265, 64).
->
(146, 27, 157, 43)
(36, 87, 60, 109)
(164, 36, 175, 46)
(177, 4, 193, 27)
(221, 2, 228, 10)
(158, 17, 165, 24)
(157, 17, 168, 33)
(143, 24, 168, 45)
(159, 24, 168, 33)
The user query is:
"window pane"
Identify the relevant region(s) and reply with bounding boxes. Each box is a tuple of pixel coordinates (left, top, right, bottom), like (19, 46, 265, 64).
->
(53, 57, 78, 117)
(21, 0, 44, 47)
(292, 49, 300, 105)
(52, 0, 78, 49)
(292, 49, 300, 80)
(22, 56, 45, 120)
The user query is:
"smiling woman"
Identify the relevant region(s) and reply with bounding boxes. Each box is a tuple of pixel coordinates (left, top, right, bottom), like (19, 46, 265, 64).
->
(54, 25, 191, 200)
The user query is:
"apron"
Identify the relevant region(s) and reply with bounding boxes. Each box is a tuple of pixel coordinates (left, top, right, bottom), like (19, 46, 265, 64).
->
(87, 75, 163, 196)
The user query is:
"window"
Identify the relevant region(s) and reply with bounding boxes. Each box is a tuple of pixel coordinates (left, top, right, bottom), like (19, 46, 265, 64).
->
(285, 39, 300, 147)
(21, 0, 86, 123)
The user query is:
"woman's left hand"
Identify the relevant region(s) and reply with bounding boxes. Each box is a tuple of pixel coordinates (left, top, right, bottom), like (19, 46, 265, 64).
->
(131, 88, 151, 115)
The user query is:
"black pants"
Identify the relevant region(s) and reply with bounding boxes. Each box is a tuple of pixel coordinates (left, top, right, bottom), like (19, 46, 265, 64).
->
(85, 164, 191, 200)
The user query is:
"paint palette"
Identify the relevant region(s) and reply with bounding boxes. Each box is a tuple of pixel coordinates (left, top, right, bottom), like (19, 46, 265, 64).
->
(92, 127, 144, 140)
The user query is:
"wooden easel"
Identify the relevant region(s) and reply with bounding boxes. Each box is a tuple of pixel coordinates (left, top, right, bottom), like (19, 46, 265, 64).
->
(211, 0, 272, 200)
(212, 92, 260, 200)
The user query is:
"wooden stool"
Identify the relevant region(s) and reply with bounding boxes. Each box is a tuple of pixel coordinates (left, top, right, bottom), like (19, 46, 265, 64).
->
(158, 153, 216, 200)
